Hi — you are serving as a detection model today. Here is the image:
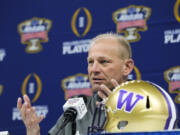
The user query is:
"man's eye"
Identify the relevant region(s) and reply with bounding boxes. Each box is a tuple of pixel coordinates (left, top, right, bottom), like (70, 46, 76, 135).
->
(100, 60, 109, 64)
(88, 60, 93, 64)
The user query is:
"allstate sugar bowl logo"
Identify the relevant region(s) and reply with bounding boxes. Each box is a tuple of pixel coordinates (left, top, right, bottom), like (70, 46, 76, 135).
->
(112, 5, 151, 42)
(71, 7, 92, 37)
(18, 17, 52, 54)
(61, 73, 92, 100)
(12, 73, 48, 121)
(164, 66, 180, 104)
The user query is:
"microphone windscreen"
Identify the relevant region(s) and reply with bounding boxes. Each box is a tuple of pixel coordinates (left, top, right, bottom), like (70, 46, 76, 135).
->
(71, 94, 87, 104)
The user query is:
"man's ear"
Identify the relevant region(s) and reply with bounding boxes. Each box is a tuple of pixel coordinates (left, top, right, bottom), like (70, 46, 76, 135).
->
(123, 58, 134, 76)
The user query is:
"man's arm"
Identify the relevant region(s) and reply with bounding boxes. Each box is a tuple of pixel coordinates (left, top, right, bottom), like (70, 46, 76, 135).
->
(48, 115, 65, 135)
(17, 95, 44, 135)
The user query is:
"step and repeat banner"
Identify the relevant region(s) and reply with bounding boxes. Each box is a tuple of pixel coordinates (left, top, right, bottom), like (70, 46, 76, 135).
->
(0, 0, 180, 135)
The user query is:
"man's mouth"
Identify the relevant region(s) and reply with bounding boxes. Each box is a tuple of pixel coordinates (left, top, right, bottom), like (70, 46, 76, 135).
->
(92, 78, 105, 83)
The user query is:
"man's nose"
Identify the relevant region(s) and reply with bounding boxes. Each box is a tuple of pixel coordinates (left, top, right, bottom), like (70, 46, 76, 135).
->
(91, 61, 101, 72)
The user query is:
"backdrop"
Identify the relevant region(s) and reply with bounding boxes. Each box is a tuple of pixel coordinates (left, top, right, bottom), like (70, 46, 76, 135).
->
(0, 0, 180, 134)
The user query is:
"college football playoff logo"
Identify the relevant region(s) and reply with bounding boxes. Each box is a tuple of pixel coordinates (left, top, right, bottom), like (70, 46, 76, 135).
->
(71, 7, 92, 37)
(174, 0, 180, 23)
(18, 17, 52, 53)
(112, 5, 151, 42)
(22, 73, 42, 103)
(0, 85, 3, 96)
(128, 66, 141, 80)
(12, 73, 49, 121)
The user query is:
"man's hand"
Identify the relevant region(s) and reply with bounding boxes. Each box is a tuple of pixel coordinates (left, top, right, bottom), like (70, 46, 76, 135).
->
(17, 95, 44, 135)
(97, 79, 119, 101)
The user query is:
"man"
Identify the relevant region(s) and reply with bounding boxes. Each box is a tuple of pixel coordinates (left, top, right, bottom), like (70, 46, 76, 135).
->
(17, 33, 134, 135)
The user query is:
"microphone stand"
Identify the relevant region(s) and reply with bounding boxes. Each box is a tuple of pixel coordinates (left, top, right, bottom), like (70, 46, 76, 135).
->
(55, 121, 76, 135)
(55, 108, 77, 135)
(72, 121, 76, 135)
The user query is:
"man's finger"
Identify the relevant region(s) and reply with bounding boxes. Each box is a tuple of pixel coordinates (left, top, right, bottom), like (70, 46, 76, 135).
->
(111, 79, 119, 87)
(17, 97, 22, 110)
(96, 101, 101, 106)
(100, 84, 112, 96)
(25, 107, 37, 125)
(38, 115, 44, 123)
(32, 107, 44, 123)
(20, 102, 28, 120)
(23, 95, 31, 108)
(97, 90, 107, 100)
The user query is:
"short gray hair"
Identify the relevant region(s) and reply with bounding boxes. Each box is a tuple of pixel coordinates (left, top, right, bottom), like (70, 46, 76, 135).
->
(91, 32, 132, 59)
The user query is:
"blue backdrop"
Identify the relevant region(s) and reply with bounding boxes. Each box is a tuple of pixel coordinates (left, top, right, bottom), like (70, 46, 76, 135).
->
(0, 0, 180, 135)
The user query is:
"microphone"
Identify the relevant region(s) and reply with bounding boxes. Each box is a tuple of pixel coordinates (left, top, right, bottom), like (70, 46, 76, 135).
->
(59, 96, 87, 130)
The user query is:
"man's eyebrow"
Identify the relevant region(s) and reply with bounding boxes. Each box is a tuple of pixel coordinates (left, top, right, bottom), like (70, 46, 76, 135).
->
(87, 56, 110, 60)
(98, 56, 109, 59)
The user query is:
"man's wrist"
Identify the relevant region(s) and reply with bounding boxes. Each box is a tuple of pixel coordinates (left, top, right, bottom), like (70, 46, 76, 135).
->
(26, 126, 40, 135)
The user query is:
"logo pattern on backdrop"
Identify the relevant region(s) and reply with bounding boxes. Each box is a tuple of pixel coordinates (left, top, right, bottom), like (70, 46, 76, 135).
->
(12, 73, 48, 121)
(71, 7, 92, 37)
(112, 5, 151, 42)
(164, 28, 180, 44)
(164, 66, 180, 104)
(0, 85, 3, 96)
(128, 66, 141, 80)
(61, 73, 92, 100)
(0, 49, 6, 62)
(22, 73, 42, 103)
(18, 17, 52, 54)
(62, 7, 92, 55)
(174, 0, 180, 23)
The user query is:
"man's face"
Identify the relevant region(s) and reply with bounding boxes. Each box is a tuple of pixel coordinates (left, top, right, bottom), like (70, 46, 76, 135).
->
(88, 39, 127, 92)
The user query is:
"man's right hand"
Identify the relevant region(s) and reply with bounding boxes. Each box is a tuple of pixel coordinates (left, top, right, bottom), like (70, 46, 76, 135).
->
(17, 95, 44, 135)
